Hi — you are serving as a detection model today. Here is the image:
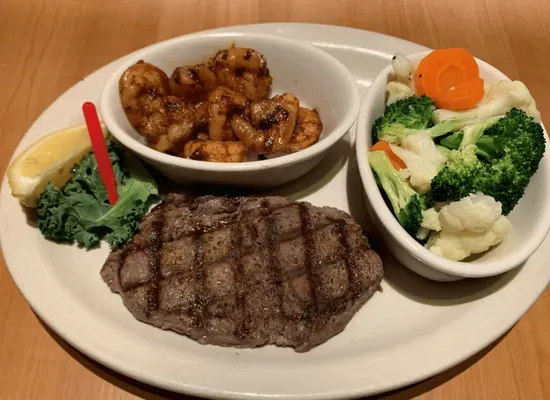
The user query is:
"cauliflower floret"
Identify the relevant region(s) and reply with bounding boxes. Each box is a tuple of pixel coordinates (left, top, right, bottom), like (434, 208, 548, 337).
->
(386, 81, 414, 105)
(521, 99, 541, 122)
(391, 53, 414, 84)
(416, 207, 442, 241)
(421, 208, 442, 231)
(434, 80, 541, 124)
(439, 193, 501, 233)
(401, 135, 447, 167)
(389, 146, 432, 193)
(428, 216, 512, 261)
(423, 194, 512, 261)
(390, 135, 447, 194)
(398, 167, 411, 181)
(386, 53, 416, 105)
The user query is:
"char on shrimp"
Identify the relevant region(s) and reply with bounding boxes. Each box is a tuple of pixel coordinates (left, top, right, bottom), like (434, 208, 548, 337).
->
(207, 86, 250, 142)
(284, 107, 323, 153)
(212, 47, 273, 101)
(119, 60, 171, 128)
(119, 61, 197, 153)
(182, 140, 248, 162)
(230, 93, 299, 154)
(169, 63, 218, 103)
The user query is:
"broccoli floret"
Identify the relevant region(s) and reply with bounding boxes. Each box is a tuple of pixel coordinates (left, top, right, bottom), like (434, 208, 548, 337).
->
(368, 150, 428, 236)
(476, 162, 530, 215)
(435, 145, 452, 157)
(373, 95, 465, 144)
(432, 149, 529, 215)
(471, 136, 505, 160)
(437, 133, 462, 150)
(439, 117, 502, 160)
(483, 108, 546, 175)
(373, 95, 434, 142)
(431, 145, 484, 202)
(432, 108, 546, 214)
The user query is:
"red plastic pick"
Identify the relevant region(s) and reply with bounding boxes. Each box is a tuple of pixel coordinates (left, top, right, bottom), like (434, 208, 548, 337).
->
(82, 102, 119, 205)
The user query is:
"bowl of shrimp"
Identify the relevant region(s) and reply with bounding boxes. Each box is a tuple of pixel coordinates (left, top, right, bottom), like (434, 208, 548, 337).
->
(100, 32, 360, 187)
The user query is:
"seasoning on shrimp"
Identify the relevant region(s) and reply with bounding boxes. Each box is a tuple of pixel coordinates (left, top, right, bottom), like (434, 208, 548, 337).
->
(119, 60, 171, 128)
(119, 61, 197, 153)
(182, 140, 248, 162)
(169, 63, 218, 103)
(230, 93, 299, 154)
(212, 47, 273, 101)
(207, 86, 250, 141)
(284, 107, 323, 153)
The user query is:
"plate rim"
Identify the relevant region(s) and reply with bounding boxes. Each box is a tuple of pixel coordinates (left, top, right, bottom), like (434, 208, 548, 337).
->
(1, 22, 549, 400)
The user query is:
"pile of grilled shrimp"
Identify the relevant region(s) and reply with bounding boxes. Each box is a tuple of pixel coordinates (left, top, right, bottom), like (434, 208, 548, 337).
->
(118, 46, 323, 162)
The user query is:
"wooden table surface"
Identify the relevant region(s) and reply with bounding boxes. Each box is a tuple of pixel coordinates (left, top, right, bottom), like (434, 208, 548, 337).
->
(1, 0, 550, 399)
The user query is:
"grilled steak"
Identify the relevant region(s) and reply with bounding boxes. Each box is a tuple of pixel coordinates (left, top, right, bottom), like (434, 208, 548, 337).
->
(101, 193, 383, 352)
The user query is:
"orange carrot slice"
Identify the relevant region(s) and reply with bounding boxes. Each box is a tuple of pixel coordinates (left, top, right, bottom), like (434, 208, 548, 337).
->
(415, 52, 447, 96)
(415, 48, 483, 110)
(432, 77, 485, 110)
(371, 141, 407, 170)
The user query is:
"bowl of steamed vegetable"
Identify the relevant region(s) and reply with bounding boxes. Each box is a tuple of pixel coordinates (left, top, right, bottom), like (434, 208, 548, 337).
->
(356, 48, 550, 281)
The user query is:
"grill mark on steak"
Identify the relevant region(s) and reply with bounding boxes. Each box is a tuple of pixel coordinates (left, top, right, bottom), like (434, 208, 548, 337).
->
(165, 202, 297, 246)
(336, 219, 356, 296)
(264, 211, 284, 316)
(299, 203, 318, 330)
(118, 247, 129, 291)
(192, 227, 207, 328)
(232, 219, 247, 339)
(146, 218, 164, 314)
(120, 210, 330, 293)
(101, 193, 384, 352)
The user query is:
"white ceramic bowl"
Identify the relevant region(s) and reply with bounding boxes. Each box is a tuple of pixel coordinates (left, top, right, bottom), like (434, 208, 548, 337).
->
(100, 32, 360, 188)
(356, 51, 550, 281)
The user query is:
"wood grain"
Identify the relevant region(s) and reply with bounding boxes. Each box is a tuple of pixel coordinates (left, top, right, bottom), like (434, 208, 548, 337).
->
(1, 0, 549, 399)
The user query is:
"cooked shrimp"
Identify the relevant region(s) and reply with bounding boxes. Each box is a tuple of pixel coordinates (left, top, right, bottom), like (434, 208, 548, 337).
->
(272, 93, 300, 113)
(169, 64, 218, 103)
(207, 87, 250, 141)
(194, 101, 210, 133)
(212, 47, 273, 100)
(138, 95, 197, 153)
(119, 61, 197, 152)
(182, 140, 248, 162)
(230, 93, 299, 154)
(119, 60, 171, 129)
(284, 107, 323, 153)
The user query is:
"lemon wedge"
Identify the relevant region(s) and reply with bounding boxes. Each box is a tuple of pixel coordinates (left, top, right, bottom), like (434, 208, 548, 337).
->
(7, 123, 109, 207)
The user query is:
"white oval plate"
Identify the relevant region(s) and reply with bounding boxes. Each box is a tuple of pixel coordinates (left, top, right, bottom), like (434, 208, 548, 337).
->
(1, 23, 549, 400)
